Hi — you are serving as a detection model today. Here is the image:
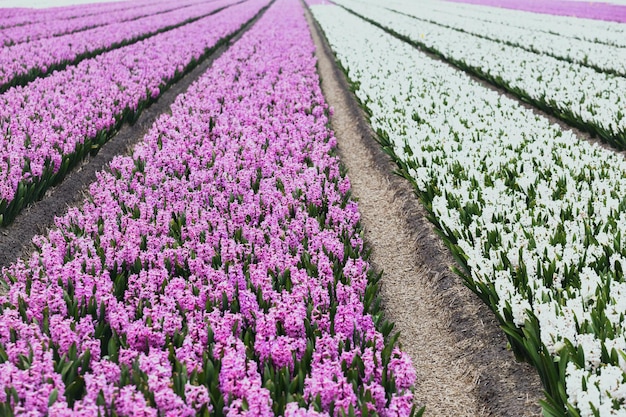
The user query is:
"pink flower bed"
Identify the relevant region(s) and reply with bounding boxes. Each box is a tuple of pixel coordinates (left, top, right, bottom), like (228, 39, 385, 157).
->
(0, 0, 208, 47)
(0, 0, 166, 30)
(444, 0, 626, 22)
(0, 0, 416, 415)
(0, 0, 268, 226)
(0, 0, 239, 91)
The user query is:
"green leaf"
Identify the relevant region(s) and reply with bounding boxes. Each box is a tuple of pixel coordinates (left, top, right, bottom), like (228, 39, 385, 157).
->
(64, 376, 85, 406)
(108, 336, 118, 361)
(48, 388, 58, 407)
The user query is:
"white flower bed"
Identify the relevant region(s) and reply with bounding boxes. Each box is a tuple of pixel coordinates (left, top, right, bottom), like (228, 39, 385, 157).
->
(365, 0, 626, 76)
(312, 4, 626, 416)
(401, 0, 626, 48)
(333, 0, 626, 148)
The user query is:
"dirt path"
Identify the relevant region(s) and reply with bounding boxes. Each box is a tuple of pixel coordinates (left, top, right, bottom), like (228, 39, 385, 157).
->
(305, 6, 545, 416)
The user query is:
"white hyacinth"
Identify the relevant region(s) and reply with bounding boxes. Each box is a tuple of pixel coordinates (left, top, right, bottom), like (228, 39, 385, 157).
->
(333, 0, 626, 140)
(312, 4, 626, 415)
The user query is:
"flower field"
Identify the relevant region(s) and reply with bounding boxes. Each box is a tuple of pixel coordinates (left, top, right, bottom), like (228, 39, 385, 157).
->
(0, 0, 418, 415)
(1, 0, 626, 415)
(0, 0, 206, 47)
(310, 0, 626, 416)
(444, 0, 626, 22)
(384, 0, 626, 75)
(406, 0, 626, 48)
(0, 1, 144, 29)
(333, 0, 626, 149)
(0, 0, 241, 93)
(0, 0, 267, 226)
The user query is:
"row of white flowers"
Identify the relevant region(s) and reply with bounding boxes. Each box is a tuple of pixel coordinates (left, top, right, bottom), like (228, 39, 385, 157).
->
(404, 0, 626, 48)
(363, 0, 626, 76)
(333, 0, 626, 149)
(312, 4, 626, 416)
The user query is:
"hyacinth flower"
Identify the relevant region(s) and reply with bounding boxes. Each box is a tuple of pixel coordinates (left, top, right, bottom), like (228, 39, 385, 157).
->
(0, 0, 417, 415)
(0, 0, 269, 226)
(0, 0, 207, 47)
(444, 0, 626, 23)
(0, 0, 242, 92)
(310, 4, 626, 415)
(332, 0, 626, 150)
(0, 0, 171, 30)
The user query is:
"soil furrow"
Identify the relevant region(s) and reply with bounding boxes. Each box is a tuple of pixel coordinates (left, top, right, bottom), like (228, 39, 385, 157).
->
(0, 1, 273, 272)
(304, 5, 545, 416)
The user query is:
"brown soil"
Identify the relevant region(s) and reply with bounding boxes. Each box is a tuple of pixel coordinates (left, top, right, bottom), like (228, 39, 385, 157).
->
(305, 6, 545, 416)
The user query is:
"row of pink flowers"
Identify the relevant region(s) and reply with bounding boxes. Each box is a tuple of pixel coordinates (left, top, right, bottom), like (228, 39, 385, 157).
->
(0, 0, 169, 30)
(0, 0, 240, 91)
(0, 0, 268, 225)
(0, 0, 416, 415)
(0, 0, 209, 47)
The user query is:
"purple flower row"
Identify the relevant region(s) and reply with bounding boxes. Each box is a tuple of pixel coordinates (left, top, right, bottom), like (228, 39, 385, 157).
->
(0, 0, 416, 415)
(0, 0, 240, 91)
(0, 0, 209, 47)
(445, 0, 626, 23)
(0, 0, 269, 226)
(0, 0, 167, 30)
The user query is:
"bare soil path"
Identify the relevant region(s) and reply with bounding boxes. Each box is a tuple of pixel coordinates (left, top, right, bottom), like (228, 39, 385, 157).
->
(305, 6, 545, 416)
